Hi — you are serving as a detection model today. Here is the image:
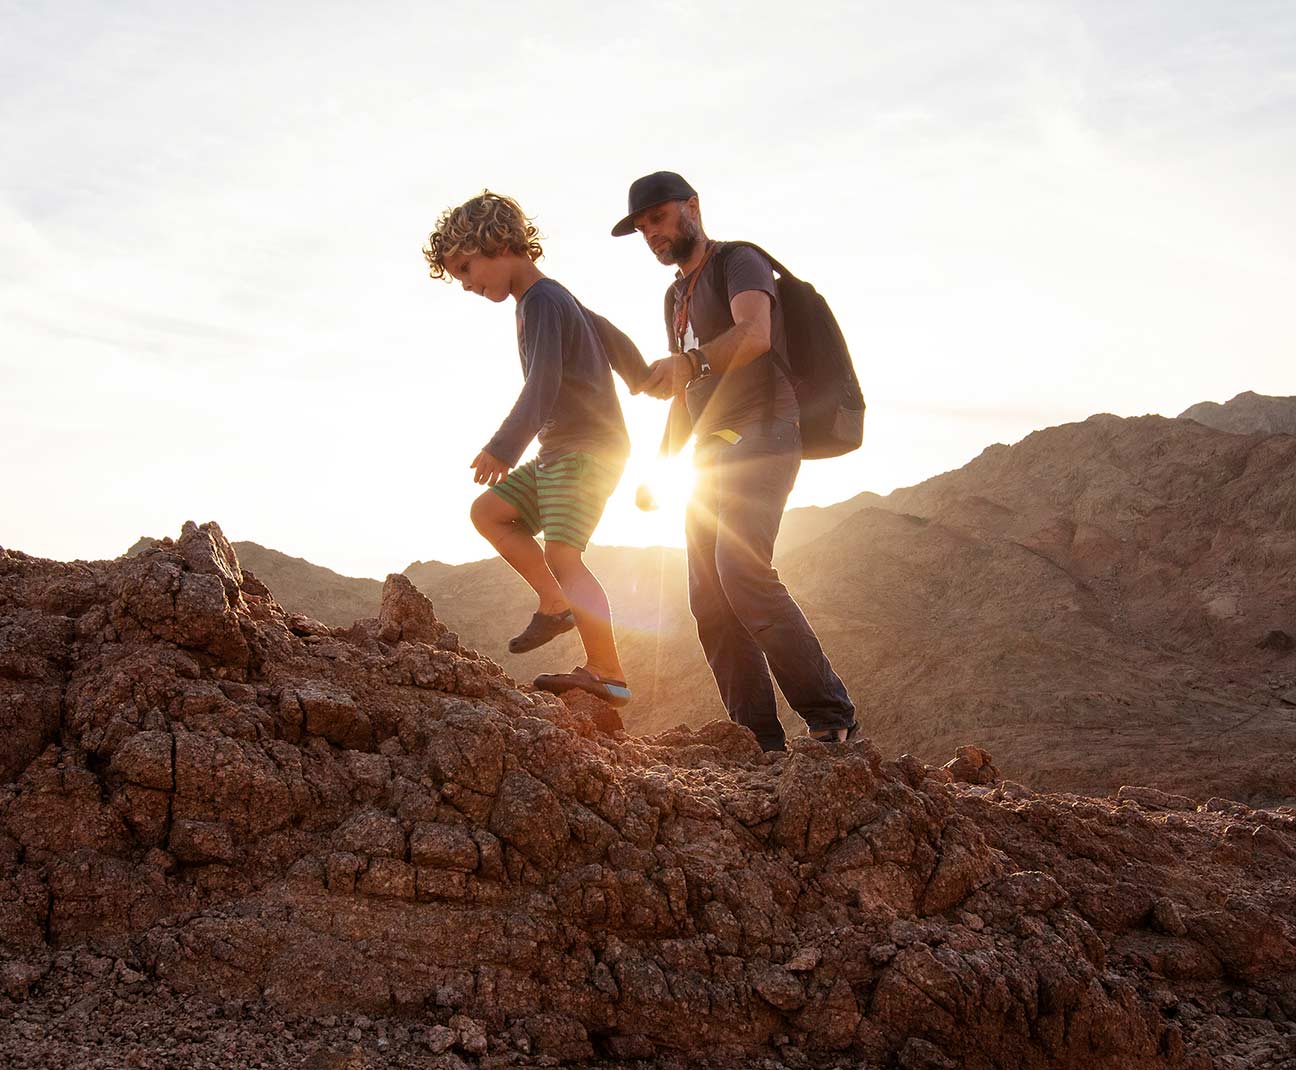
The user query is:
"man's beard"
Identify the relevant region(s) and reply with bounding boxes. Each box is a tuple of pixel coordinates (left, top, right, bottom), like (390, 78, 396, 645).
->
(659, 216, 702, 265)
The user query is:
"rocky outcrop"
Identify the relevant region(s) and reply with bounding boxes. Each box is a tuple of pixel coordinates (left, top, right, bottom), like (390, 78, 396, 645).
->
(3, 522, 1296, 1068)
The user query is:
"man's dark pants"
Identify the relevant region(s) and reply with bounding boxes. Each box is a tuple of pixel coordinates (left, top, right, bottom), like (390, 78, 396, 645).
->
(685, 422, 856, 751)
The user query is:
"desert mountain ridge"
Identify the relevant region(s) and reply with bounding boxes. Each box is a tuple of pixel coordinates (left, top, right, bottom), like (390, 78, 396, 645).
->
(126, 488, 886, 623)
(1178, 390, 1296, 437)
(3, 520, 1296, 1067)
(157, 391, 1294, 605)
(119, 401, 1296, 804)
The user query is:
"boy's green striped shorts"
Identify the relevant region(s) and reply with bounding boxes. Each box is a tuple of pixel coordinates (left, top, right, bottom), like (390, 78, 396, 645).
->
(489, 451, 624, 551)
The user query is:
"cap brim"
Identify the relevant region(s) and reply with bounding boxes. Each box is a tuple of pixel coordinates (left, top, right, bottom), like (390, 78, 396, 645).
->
(610, 196, 677, 238)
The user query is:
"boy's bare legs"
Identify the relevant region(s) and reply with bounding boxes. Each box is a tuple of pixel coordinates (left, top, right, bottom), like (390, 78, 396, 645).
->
(470, 493, 623, 679)
(470, 493, 567, 614)
(542, 541, 625, 681)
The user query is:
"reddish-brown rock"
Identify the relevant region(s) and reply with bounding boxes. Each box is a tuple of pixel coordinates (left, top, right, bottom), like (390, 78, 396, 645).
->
(943, 744, 999, 786)
(2, 522, 1296, 1069)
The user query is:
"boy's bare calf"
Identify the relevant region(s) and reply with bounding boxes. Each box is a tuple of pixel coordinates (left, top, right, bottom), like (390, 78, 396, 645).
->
(470, 492, 567, 615)
(539, 540, 623, 682)
(470, 492, 623, 681)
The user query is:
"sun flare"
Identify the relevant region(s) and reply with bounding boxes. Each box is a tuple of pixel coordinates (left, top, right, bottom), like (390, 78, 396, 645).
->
(594, 447, 697, 550)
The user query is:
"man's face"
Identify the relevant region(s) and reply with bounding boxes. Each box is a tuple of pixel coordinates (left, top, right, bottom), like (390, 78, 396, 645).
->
(441, 249, 512, 302)
(632, 198, 701, 266)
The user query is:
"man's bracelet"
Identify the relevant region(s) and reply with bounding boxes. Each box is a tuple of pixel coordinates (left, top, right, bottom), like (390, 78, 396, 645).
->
(686, 348, 710, 381)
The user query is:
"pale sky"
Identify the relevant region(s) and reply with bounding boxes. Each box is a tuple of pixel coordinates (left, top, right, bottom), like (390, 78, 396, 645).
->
(3, 1, 1293, 577)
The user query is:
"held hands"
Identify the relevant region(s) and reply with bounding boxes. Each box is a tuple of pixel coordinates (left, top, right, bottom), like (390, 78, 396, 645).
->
(470, 450, 511, 486)
(636, 352, 694, 400)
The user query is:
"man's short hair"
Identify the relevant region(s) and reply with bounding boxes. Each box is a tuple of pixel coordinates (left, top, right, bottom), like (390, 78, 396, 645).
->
(422, 191, 543, 280)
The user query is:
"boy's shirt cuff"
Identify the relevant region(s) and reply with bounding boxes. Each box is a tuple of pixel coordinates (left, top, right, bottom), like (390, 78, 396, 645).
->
(483, 436, 524, 468)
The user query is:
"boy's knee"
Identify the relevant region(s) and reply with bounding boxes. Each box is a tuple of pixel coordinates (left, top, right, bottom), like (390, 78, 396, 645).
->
(543, 539, 582, 573)
(470, 492, 504, 533)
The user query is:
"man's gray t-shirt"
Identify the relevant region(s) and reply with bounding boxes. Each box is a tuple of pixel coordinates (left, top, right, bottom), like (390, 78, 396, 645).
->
(485, 278, 630, 467)
(665, 242, 798, 438)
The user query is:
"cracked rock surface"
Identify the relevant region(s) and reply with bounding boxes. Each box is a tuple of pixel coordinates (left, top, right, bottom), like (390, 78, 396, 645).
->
(2, 522, 1296, 1068)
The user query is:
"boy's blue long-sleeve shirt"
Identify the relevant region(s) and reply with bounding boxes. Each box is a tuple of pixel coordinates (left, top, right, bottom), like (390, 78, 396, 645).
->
(484, 279, 631, 468)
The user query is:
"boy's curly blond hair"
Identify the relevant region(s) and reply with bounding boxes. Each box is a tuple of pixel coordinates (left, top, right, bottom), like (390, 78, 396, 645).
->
(422, 191, 543, 280)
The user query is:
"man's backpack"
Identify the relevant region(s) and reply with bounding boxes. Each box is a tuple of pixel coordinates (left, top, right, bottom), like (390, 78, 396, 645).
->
(721, 241, 865, 459)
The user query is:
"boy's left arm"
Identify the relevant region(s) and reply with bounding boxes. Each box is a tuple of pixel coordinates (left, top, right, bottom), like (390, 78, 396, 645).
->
(473, 296, 565, 481)
(469, 449, 512, 485)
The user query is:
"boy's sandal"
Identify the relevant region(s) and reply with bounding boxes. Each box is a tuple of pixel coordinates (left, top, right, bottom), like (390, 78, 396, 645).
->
(808, 722, 860, 744)
(508, 609, 576, 654)
(533, 666, 633, 708)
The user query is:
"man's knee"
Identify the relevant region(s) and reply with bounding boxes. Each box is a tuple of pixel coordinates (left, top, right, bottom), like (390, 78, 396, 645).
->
(714, 549, 783, 626)
(688, 571, 734, 633)
(689, 600, 729, 641)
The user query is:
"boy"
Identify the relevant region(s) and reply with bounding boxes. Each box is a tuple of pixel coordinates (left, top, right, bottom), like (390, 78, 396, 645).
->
(422, 191, 633, 706)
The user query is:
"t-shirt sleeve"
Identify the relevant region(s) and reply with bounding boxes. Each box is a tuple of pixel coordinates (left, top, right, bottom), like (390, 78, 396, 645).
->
(722, 245, 777, 306)
(483, 291, 565, 467)
(663, 284, 677, 349)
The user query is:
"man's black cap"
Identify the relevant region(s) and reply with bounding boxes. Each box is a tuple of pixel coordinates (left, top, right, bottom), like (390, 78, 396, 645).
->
(611, 171, 697, 237)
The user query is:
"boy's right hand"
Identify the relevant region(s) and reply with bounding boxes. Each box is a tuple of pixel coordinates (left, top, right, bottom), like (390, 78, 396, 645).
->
(639, 353, 692, 399)
(470, 450, 511, 486)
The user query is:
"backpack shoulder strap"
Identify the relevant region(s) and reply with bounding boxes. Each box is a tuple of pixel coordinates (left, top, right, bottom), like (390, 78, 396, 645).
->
(717, 240, 796, 283)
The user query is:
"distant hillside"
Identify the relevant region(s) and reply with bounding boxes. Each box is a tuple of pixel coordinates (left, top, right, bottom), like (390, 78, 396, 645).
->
(1179, 390, 1296, 435)
(775, 489, 884, 553)
(231, 543, 384, 628)
(401, 558, 458, 592)
(776, 413, 1296, 800)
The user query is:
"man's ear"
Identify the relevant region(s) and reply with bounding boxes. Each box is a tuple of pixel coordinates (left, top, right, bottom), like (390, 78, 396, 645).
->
(683, 195, 701, 222)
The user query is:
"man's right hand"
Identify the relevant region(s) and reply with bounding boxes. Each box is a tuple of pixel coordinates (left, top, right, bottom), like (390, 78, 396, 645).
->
(637, 353, 692, 399)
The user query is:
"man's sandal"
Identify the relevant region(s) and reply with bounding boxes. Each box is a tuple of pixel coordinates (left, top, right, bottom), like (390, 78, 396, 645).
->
(533, 666, 632, 708)
(508, 609, 576, 654)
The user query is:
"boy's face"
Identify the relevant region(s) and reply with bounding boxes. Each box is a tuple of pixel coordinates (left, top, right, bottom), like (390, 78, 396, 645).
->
(441, 249, 513, 303)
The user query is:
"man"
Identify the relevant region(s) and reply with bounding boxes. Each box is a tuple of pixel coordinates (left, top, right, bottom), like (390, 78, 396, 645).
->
(613, 171, 857, 750)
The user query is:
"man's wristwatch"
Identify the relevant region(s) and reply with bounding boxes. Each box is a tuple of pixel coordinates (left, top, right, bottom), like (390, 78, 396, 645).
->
(685, 347, 710, 382)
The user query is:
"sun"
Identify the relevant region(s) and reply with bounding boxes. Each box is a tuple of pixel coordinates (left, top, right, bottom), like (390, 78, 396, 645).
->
(594, 447, 697, 549)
